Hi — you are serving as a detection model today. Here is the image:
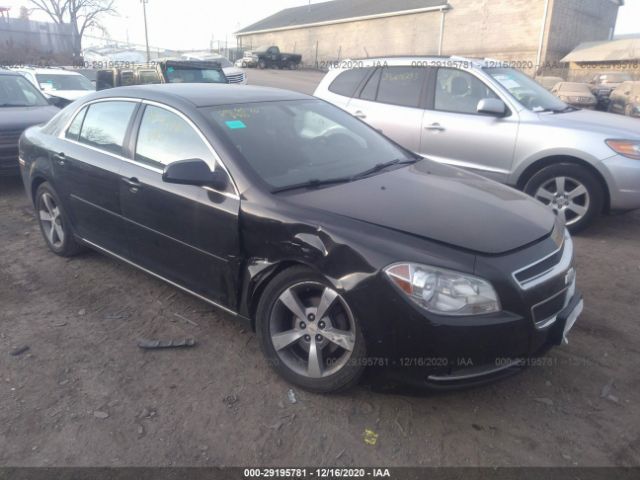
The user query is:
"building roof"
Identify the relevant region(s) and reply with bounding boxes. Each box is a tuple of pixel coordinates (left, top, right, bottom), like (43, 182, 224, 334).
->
(236, 0, 449, 35)
(561, 38, 640, 63)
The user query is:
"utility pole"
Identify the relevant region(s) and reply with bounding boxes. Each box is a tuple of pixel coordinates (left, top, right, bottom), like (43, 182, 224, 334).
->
(141, 0, 151, 64)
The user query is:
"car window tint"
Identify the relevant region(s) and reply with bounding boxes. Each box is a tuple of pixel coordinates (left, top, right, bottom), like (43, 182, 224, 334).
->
(376, 66, 426, 108)
(135, 105, 213, 169)
(66, 106, 87, 141)
(329, 68, 371, 97)
(138, 70, 161, 84)
(78, 101, 136, 155)
(435, 68, 498, 114)
(359, 68, 381, 101)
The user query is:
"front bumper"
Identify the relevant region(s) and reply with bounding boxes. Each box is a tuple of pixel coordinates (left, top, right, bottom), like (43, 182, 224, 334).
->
(597, 154, 640, 211)
(348, 229, 581, 389)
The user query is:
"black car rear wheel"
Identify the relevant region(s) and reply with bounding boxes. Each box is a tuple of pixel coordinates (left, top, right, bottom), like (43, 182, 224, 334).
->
(35, 182, 83, 257)
(524, 163, 604, 233)
(256, 267, 366, 393)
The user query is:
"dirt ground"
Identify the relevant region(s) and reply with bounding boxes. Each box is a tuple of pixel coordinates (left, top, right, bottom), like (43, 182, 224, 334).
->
(1, 168, 639, 468)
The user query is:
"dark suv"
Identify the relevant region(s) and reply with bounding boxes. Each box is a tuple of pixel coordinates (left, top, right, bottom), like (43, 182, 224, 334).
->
(0, 70, 59, 175)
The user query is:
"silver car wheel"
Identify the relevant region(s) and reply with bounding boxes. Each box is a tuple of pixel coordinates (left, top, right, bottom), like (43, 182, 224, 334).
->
(39, 192, 65, 248)
(535, 176, 590, 227)
(269, 282, 356, 379)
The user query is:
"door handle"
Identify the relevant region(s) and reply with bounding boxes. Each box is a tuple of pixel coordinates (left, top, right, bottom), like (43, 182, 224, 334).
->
(122, 177, 141, 193)
(353, 110, 367, 119)
(53, 152, 66, 166)
(425, 123, 445, 132)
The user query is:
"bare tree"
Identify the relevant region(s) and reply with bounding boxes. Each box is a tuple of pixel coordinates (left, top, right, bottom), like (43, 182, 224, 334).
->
(29, 0, 116, 57)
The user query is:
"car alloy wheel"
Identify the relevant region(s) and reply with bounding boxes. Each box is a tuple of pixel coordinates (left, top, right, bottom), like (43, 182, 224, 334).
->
(534, 176, 590, 227)
(39, 192, 65, 249)
(269, 282, 356, 379)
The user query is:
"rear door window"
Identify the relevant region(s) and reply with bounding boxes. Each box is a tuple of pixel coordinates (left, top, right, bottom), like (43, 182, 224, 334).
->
(359, 68, 381, 101)
(376, 66, 427, 108)
(65, 106, 87, 141)
(78, 101, 137, 155)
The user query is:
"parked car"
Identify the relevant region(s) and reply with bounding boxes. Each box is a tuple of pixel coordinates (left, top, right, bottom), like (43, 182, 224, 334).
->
(608, 81, 640, 118)
(588, 72, 633, 111)
(19, 84, 583, 392)
(314, 57, 640, 232)
(550, 82, 597, 109)
(11, 66, 95, 108)
(248, 46, 302, 70)
(96, 61, 228, 90)
(535, 76, 564, 91)
(0, 70, 59, 175)
(181, 54, 247, 84)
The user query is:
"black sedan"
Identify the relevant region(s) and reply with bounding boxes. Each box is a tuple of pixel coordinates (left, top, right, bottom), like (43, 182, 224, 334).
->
(1, 70, 59, 175)
(19, 84, 583, 392)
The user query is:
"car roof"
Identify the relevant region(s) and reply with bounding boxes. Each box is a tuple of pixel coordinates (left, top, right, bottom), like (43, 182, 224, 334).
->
(12, 67, 82, 75)
(89, 83, 311, 107)
(0, 69, 21, 76)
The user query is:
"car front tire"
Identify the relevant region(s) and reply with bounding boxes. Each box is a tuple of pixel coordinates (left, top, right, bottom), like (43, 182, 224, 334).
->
(524, 163, 604, 233)
(35, 182, 83, 257)
(256, 266, 366, 393)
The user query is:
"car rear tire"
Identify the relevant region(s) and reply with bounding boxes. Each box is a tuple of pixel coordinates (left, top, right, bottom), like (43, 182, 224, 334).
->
(256, 266, 366, 393)
(524, 163, 604, 233)
(35, 182, 83, 257)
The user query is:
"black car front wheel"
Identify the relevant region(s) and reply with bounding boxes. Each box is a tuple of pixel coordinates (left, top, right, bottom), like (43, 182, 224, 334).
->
(256, 267, 366, 393)
(35, 182, 83, 257)
(524, 163, 604, 233)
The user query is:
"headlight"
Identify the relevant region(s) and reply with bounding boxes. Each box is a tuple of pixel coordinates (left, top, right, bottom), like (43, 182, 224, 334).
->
(606, 140, 640, 160)
(384, 263, 501, 316)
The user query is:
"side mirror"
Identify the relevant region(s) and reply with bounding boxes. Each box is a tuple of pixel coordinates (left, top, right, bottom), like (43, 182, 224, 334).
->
(477, 98, 506, 116)
(162, 159, 229, 191)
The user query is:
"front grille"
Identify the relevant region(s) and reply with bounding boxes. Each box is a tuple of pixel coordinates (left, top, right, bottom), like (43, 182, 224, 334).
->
(0, 129, 22, 170)
(513, 231, 573, 290)
(0, 129, 23, 147)
(226, 73, 245, 84)
(531, 287, 569, 328)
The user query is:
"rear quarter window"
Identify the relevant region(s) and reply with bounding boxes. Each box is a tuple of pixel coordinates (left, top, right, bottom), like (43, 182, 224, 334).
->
(328, 68, 371, 97)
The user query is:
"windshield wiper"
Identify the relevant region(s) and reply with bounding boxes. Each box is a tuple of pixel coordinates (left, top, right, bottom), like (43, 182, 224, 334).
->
(536, 105, 576, 114)
(350, 158, 418, 181)
(0, 103, 30, 107)
(271, 158, 419, 194)
(271, 176, 354, 194)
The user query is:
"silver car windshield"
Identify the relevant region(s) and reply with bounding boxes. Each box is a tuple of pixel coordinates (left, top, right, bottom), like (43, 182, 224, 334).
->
(485, 67, 568, 112)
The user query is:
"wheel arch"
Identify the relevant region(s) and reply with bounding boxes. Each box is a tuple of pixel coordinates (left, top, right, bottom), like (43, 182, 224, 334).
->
(516, 155, 611, 212)
(245, 259, 318, 331)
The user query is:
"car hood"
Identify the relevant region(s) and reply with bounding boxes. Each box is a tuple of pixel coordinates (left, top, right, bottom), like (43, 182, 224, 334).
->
(538, 109, 640, 138)
(0, 105, 59, 130)
(287, 160, 556, 255)
(45, 90, 93, 101)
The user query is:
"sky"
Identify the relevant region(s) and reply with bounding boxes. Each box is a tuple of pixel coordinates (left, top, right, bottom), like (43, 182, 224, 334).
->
(2, 0, 640, 51)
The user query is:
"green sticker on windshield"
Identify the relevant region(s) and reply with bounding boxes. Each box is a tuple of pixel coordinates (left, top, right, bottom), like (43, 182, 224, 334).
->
(225, 120, 246, 129)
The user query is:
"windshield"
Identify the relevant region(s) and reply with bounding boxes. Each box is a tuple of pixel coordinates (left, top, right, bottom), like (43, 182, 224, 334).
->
(600, 73, 632, 84)
(559, 83, 591, 93)
(164, 66, 226, 84)
(210, 56, 233, 68)
(203, 99, 414, 190)
(36, 73, 94, 91)
(0, 75, 49, 107)
(485, 67, 567, 112)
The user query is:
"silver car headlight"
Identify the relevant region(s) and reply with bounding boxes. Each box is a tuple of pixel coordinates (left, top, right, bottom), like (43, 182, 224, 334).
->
(606, 140, 640, 160)
(384, 263, 501, 316)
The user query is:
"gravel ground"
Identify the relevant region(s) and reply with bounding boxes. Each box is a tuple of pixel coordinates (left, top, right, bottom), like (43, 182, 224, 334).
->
(1, 171, 639, 467)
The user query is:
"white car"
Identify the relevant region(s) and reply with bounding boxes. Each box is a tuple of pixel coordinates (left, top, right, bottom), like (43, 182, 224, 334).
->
(11, 67, 95, 107)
